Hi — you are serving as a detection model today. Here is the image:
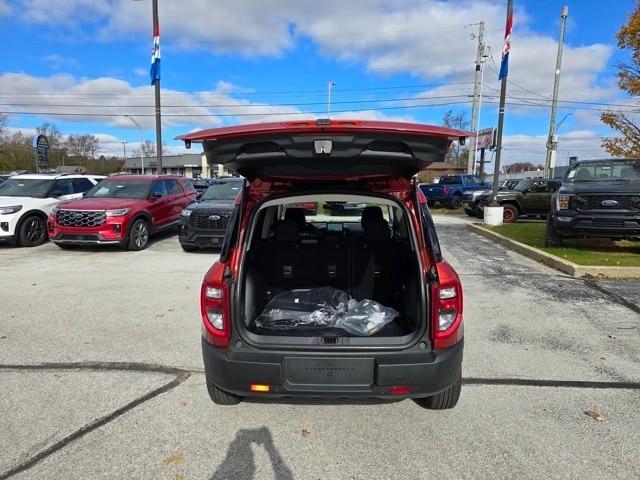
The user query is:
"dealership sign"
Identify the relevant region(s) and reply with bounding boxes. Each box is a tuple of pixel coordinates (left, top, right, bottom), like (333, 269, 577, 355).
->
(33, 134, 50, 169)
(476, 128, 495, 150)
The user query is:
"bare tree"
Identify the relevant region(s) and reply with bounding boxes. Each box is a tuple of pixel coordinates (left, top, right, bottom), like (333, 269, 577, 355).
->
(133, 139, 167, 158)
(66, 134, 99, 161)
(442, 110, 470, 166)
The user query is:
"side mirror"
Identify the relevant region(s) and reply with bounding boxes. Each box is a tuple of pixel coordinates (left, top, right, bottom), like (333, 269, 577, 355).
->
(150, 191, 163, 199)
(51, 190, 64, 198)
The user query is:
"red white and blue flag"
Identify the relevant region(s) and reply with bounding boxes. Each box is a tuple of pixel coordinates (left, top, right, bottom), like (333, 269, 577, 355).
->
(499, 8, 513, 80)
(150, 22, 160, 85)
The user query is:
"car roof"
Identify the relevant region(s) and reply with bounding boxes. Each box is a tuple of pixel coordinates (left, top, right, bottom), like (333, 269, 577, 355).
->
(572, 158, 640, 166)
(11, 173, 104, 180)
(107, 174, 184, 181)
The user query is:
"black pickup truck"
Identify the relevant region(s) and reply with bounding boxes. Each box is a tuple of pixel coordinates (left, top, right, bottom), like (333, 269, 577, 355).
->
(546, 159, 640, 246)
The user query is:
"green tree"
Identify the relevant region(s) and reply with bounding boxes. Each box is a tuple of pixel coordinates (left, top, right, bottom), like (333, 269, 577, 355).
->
(601, 4, 640, 157)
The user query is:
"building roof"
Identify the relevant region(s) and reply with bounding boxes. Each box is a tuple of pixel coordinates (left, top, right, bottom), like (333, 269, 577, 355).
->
(424, 161, 465, 170)
(124, 153, 202, 169)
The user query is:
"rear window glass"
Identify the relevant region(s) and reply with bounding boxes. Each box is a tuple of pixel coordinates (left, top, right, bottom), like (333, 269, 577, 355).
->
(438, 176, 461, 185)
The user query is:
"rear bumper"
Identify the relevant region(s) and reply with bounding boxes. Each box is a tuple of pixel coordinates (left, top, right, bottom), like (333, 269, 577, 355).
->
(202, 337, 463, 399)
(552, 213, 640, 238)
(178, 224, 225, 247)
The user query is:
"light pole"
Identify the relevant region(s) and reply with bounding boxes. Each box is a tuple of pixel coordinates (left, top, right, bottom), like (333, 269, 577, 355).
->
(327, 81, 335, 117)
(125, 115, 145, 174)
(121, 141, 128, 161)
(544, 5, 569, 178)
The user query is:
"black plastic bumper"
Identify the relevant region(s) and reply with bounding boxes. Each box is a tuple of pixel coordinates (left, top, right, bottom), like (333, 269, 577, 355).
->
(178, 224, 225, 247)
(552, 213, 640, 238)
(202, 337, 463, 399)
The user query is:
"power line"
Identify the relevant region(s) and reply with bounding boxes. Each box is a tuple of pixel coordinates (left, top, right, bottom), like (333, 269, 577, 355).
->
(0, 100, 474, 118)
(0, 81, 475, 98)
(0, 93, 473, 109)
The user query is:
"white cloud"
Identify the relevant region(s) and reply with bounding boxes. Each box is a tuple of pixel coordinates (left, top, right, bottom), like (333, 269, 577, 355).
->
(18, 0, 111, 25)
(502, 130, 609, 166)
(43, 54, 79, 70)
(11, 0, 621, 133)
(0, 0, 11, 16)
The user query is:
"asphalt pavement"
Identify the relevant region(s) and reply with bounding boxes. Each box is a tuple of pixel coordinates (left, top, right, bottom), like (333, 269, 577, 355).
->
(1, 216, 639, 480)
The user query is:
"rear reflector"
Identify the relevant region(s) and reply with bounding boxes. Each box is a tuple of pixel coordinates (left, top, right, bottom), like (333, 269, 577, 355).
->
(390, 385, 411, 395)
(250, 384, 270, 392)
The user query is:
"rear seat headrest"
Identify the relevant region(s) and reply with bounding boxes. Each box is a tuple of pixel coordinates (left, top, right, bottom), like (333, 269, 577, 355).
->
(361, 206, 384, 230)
(284, 208, 306, 230)
(275, 218, 300, 242)
(365, 218, 391, 241)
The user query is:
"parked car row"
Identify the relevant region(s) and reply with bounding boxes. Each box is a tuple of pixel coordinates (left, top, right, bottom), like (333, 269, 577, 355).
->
(0, 173, 243, 250)
(441, 159, 640, 247)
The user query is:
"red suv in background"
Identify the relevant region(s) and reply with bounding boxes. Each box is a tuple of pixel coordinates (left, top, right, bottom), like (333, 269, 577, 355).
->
(48, 175, 196, 250)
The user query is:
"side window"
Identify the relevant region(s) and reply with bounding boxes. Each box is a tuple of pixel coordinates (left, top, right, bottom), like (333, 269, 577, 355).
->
(530, 181, 548, 193)
(54, 179, 74, 195)
(165, 179, 183, 195)
(72, 178, 94, 193)
(151, 181, 168, 197)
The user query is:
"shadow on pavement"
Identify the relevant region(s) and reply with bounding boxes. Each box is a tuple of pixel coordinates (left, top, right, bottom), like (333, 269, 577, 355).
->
(211, 427, 294, 480)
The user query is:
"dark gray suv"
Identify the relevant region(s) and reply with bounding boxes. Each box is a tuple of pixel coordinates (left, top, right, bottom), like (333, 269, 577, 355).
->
(178, 177, 244, 251)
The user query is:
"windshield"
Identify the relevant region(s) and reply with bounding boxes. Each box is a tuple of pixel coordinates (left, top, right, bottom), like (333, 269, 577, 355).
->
(512, 180, 530, 192)
(565, 161, 640, 182)
(201, 181, 243, 201)
(86, 179, 150, 199)
(0, 178, 53, 198)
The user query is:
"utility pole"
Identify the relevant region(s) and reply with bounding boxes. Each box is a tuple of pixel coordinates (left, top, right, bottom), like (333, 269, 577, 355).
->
(467, 21, 485, 174)
(152, 0, 163, 173)
(122, 141, 128, 161)
(544, 5, 569, 179)
(492, 0, 513, 206)
(327, 81, 335, 117)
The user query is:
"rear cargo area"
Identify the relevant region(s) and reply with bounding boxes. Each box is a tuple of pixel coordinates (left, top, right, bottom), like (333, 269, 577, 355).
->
(239, 195, 424, 342)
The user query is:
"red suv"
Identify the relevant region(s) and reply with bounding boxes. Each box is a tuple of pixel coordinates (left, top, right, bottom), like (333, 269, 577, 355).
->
(177, 120, 465, 409)
(48, 175, 196, 250)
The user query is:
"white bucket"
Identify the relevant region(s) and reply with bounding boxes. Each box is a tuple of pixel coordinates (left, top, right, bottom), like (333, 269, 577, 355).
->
(484, 206, 504, 226)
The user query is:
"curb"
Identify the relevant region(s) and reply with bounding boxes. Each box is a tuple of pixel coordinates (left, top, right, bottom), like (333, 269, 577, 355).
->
(468, 223, 640, 279)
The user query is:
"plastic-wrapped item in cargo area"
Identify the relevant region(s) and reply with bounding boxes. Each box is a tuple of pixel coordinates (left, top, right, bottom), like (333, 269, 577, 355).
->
(254, 287, 399, 336)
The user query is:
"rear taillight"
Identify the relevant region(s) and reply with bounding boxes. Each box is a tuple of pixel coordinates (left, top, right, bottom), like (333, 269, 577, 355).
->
(200, 264, 230, 348)
(443, 187, 449, 195)
(431, 262, 463, 350)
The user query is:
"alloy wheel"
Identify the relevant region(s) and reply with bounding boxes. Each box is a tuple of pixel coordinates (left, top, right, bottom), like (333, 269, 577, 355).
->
(133, 222, 149, 248)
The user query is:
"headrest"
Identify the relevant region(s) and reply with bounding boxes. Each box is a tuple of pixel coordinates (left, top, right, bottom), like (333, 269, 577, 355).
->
(284, 208, 306, 229)
(365, 218, 391, 242)
(361, 206, 384, 230)
(275, 218, 300, 242)
(575, 168, 592, 181)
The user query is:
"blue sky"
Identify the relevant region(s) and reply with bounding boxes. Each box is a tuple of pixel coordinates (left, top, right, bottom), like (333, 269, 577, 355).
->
(0, 0, 636, 164)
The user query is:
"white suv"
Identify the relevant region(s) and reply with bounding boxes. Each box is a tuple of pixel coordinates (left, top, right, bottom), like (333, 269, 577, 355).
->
(0, 173, 104, 247)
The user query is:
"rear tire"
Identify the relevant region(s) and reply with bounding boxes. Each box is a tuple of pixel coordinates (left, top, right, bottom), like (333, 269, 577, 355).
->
(414, 377, 461, 410)
(17, 215, 47, 247)
(464, 209, 476, 217)
(475, 203, 485, 219)
(427, 200, 436, 208)
(502, 204, 519, 223)
(449, 195, 462, 209)
(207, 381, 242, 405)
(127, 219, 150, 251)
(544, 215, 564, 247)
